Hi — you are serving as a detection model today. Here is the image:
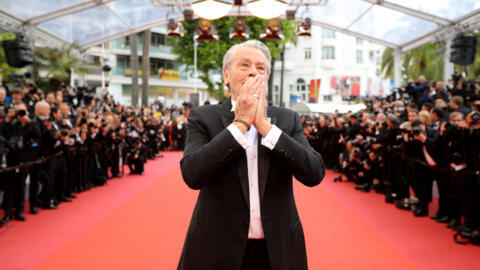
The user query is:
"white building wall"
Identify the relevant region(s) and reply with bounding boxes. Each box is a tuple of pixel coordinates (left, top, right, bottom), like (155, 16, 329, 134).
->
(75, 26, 212, 107)
(272, 25, 384, 108)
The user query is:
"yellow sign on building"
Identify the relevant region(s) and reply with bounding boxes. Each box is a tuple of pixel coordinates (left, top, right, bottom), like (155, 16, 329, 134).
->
(158, 69, 180, 80)
(124, 69, 150, 76)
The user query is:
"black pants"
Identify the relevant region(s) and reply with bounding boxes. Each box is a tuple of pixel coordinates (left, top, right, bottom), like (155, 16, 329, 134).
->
(29, 164, 53, 208)
(434, 170, 450, 217)
(241, 239, 271, 270)
(129, 158, 144, 174)
(3, 168, 28, 216)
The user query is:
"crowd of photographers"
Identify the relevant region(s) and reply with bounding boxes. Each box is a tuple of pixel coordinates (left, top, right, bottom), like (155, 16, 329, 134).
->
(303, 74, 480, 244)
(0, 81, 188, 228)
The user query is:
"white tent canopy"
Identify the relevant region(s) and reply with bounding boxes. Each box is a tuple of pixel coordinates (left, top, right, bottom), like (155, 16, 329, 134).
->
(291, 102, 367, 114)
(1, 0, 480, 51)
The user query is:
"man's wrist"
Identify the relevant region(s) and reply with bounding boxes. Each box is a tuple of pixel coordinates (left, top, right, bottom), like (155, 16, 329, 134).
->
(256, 121, 272, 137)
(233, 121, 248, 134)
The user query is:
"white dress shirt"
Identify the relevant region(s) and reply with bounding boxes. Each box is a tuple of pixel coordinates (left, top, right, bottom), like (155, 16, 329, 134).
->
(226, 100, 282, 239)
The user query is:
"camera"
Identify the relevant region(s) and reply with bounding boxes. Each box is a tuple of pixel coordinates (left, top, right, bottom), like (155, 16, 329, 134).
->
(471, 112, 480, 124)
(444, 122, 457, 131)
(455, 228, 480, 246)
(15, 109, 27, 117)
(412, 127, 422, 136)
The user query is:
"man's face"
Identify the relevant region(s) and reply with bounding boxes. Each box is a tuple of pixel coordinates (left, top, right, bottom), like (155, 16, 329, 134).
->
(451, 114, 464, 126)
(60, 105, 69, 116)
(0, 89, 5, 102)
(12, 92, 22, 102)
(475, 100, 480, 112)
(408, 111, 418, 122)
(436, 82, 444, 90)
(449, 100, 458, 109)
(435, 98, 447, 108)
(36, 105, 50, 117)
(46, 93, 56, 104)
(223, 46, 268, 100)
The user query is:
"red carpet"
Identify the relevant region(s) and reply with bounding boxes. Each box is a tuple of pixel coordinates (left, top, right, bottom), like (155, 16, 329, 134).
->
(0, 152, 477, 270)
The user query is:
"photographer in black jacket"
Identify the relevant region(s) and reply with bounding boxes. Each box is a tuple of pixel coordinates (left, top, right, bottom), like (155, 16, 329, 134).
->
(0, 102, 31, 226)
(27, 101, 57, 214)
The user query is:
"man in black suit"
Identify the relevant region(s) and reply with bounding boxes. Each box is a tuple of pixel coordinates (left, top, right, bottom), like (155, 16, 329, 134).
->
(178, 40, 325, 270)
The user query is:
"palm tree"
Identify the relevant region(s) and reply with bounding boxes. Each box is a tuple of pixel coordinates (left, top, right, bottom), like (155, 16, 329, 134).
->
(381, 47, 394, 79)
(381, 44, 444, 82)
(276, 20, 297, 107)
(129, 33, 139, 107)
(403, 44, 443, 81)
(33, 42, 88, 92)
(141, 30, 151, 106)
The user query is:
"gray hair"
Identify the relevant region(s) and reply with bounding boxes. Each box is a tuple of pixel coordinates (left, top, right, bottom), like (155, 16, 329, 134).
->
(222, 40, 272, 76)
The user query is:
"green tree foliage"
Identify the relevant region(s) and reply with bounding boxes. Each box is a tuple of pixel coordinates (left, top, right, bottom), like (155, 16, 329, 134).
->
(168, 17, 297, 101)
(381, 44, 443, 82)
(402, 43, 443, 81)
(0, 46, 22, 83)
(33, 42, 88, 92)
(381, 36, 480, 83)
(381, 47, 394, 79)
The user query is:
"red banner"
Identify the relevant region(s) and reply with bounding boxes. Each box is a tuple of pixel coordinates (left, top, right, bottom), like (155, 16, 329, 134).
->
(309, 79, 321, 103)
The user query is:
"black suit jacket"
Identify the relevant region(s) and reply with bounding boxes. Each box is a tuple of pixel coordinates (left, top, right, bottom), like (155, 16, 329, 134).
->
(178, 100, 325, 270)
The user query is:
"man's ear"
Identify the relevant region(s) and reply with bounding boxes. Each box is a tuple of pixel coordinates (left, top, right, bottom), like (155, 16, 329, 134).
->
(223, 68, 229, 87)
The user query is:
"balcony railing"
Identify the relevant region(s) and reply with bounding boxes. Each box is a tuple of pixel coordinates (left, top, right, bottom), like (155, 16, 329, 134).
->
(110, 67, 188, 80)
(109, 39, 172, 54)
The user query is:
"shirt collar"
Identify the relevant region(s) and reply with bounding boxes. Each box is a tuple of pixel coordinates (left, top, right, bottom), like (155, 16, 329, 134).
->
(231, 99, 236, 112)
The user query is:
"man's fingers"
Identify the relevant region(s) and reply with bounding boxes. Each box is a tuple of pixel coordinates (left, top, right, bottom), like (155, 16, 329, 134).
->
(246, 76, 262, 96)
(242, 76, 258, 93)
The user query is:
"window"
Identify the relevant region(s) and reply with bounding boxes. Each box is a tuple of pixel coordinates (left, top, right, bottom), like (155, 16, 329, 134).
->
(356, 38, 363, 44)
(274, 85, 279, 92)
(117, 55, 130, 69)
(321, 28, 335, 38)
(356, 50, 363, 64)
(322, 47, 335, 60)
(150, 58, 176, 73)
(92, 56, 101, 65)
(297, 78, 306, 92)
(151, 33, 166, 47)
(305, 48, 311, 59)
(296, 78, 309, 102)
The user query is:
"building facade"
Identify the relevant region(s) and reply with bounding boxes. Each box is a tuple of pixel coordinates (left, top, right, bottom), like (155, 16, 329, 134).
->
(271, 26, 386, 108)
(75, 26, 211, 106)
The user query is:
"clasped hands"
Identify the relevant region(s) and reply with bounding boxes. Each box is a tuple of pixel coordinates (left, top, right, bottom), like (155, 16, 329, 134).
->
(233, 75, 271, 136)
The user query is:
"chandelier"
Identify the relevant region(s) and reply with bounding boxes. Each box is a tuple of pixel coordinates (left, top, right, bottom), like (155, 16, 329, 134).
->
(151, 0, 328, 20)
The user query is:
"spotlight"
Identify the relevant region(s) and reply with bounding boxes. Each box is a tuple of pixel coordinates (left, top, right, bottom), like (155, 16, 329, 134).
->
(183, 9, 194, 21)
(260, 18, 283, 40)
(296, 17, 312, 37)
(230, 17, 249, 39)
(247, 0, 289, 20)
(194, 19, 219, 41)
(167, 19, 184, 37)
(286, 9, 296, 20)
(191, 0, 233, 20)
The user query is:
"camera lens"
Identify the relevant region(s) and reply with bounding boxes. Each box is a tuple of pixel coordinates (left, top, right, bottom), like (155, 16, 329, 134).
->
(16, 109, 27, 117)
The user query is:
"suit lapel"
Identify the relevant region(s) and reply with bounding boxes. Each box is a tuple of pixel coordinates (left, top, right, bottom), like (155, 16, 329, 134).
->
(219, 99, 234, 128)
(220, 99, 250, 208)
(258, 107, 276, 203)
